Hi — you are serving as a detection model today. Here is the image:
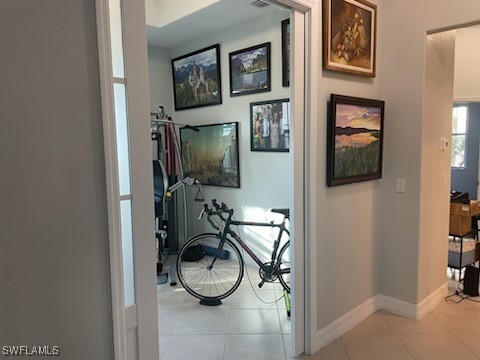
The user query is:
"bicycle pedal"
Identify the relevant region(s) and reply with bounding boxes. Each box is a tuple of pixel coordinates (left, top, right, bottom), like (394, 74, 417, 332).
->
(258, 281, 265, 288)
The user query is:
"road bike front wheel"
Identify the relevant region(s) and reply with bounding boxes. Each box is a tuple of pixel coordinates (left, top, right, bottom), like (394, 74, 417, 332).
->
(176, 233, 244, 301)
(277, 241, 291, 293)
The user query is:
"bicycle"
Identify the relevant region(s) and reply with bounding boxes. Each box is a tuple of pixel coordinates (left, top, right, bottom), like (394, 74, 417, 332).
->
(176, 199, 291, 304)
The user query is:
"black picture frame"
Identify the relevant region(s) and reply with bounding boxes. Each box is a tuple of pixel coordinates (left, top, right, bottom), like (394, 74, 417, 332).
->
(171, 44, 222, 111)
(327, 94, 385, 186)
(229, 42, 271, 97)
(180, 122, 240, 188)
(250, 99, 290, 152)
(281, 18, 290, 87)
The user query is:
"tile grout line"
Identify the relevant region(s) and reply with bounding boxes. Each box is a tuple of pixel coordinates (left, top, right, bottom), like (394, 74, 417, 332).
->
(432, 307, 480, 360)
(158, 334, 170, 360)
(275, 295, 289, 360)
(338, 336, 353, 360)
(378, 311, 417, 359)
(222, 332, 228, 360)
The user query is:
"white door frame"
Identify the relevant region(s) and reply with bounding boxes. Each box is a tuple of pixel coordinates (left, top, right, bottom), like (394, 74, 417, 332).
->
(95, 1, 127, 357)
(96, 0, 159, 359)
(96, 0, 319, 357)
(272, 0, 319, 355)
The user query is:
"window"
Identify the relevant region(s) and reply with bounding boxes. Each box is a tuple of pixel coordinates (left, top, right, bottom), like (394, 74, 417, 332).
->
(451, 106, 468, 168)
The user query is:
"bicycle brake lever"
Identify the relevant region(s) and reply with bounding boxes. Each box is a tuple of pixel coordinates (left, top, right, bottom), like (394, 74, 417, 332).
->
(197, 207, 205, 220)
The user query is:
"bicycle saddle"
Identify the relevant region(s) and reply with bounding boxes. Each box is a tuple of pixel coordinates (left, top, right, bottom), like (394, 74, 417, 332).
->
(271, 208, 290, 219)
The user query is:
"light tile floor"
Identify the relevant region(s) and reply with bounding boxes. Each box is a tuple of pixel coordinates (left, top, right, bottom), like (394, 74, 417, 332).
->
(157, 264, 291, 360)
(158, 264, 480, 360)
(303, 270, 480, 360)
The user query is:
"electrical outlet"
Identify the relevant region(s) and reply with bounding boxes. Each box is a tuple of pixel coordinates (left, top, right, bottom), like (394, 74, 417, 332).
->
(396, 179, 405, 193)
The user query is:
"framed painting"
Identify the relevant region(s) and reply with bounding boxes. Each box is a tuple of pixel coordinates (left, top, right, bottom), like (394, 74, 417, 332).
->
(281, 18, 290, 87)
(180, 122, 240, 188)
(250, 99, 290, 152)
(327, 94, 385, 186)
(171, 44, 222, 110)
(322, 0, 377, 77)
(229, 42, 271, 96)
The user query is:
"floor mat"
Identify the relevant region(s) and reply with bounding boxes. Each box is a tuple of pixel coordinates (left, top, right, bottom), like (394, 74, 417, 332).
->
(157, 273, 168, 284)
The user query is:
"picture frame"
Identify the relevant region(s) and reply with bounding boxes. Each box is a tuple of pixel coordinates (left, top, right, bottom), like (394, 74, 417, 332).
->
(281, 18, 290, 87)
(180, 122, 240, 188)
(229, 42, 271, 97)
(250, 99, 290, 152)
(322, 0, 377, 77)
(171, 44, 222, 111)
(327, 94, 385, 186)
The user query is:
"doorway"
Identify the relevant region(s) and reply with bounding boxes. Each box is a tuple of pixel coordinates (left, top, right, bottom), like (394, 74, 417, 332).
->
(446, 26, 480, 283)
(146, 1, 299, 358)
(424, 25, 480, 288)
(96, 0, 318, 358)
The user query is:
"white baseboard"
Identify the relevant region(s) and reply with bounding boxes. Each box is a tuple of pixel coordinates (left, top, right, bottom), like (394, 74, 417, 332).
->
(379, 294, 418, 319)
(314, 295, 382, 352)
(416, 282, 448, 318)
(314, 283, 448, 352)
(381, 282, 448, 319)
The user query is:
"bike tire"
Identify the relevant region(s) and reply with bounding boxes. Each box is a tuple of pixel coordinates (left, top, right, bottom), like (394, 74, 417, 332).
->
(277, 241, 291, 293)
(176, 233, 244, 301)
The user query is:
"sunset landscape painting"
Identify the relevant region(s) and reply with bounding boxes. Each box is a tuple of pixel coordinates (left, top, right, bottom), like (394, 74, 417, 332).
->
(327, 94, 385, 186)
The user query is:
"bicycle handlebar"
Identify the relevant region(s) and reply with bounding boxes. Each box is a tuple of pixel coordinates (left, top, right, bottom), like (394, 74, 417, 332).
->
(202, 199, 234, 216)
(207, 215, 220, 230)
(198, 199, 288, 234)
(198, 200, 235, 231)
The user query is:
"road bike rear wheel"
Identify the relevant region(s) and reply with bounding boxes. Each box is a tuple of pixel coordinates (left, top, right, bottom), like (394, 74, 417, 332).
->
(177, 233, 244, 301)
(277, 241, 291, 292)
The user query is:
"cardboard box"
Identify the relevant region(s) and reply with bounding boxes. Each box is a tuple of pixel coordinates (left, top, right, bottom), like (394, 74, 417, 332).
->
(449, 200, 479, 236)
(450, 214, 472, 236)
(450, 200, 480, 217)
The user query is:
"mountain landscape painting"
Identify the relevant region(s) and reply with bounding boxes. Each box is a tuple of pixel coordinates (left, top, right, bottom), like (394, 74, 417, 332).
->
(229, 42, 271, 96)
(171, 44, 222, 110)
(327, 94, 385, 186)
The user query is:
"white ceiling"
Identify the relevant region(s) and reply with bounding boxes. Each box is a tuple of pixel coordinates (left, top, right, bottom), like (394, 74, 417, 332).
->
(147, 0, 286, 48)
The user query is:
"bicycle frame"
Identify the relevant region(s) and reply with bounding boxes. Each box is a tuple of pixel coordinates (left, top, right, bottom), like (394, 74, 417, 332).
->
(219, 215, 289, 274)
(176, 202, 291, 303)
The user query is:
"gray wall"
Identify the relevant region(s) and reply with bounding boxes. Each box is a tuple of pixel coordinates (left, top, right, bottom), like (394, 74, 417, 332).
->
(148, 45, 174, 113)
(379, 1, 480, 304)
(451, 103, 480, 199)
(0, 1, 113, 359)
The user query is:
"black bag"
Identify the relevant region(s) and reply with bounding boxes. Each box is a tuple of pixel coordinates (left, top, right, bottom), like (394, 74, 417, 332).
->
(182, 244, 205, 262)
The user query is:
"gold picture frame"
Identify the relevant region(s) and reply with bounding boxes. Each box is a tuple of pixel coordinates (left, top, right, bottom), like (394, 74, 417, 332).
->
(323, 0, 377, 77)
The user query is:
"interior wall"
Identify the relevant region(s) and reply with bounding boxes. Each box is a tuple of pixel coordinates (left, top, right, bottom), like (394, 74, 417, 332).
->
(148, 45, 174, 113)
(0, 1, 113, 359)
(145, 0, 220, 28)
(148, 10, 291, 250)
(454, 27, 480, 102)
(418, 31, 455, 301)
(314, 0, 383, 328)
(379, 0, 480, 304)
